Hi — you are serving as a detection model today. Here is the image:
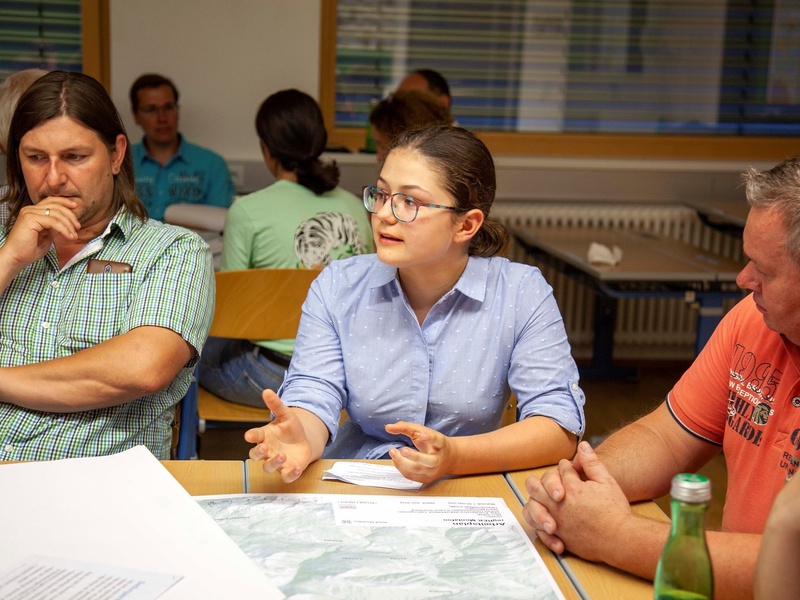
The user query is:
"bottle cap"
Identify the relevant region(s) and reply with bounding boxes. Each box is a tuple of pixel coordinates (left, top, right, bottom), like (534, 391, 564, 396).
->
(671, 473, 711, 503)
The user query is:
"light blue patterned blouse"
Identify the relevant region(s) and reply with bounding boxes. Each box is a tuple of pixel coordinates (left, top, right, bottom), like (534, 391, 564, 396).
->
(280, 254, 585, 459)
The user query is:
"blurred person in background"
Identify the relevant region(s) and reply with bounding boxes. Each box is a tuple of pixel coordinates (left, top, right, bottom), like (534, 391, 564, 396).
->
(198, 89, 373, 408)
(369, 89, 451, 162)
(0, 69, 48, 189)
(128, 73, 235, 220)
(397, 68, 452, 110)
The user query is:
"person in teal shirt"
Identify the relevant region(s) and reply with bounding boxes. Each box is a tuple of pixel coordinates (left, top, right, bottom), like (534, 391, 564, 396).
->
(129, 73, 235, 220)
(198, 89, 373, 408)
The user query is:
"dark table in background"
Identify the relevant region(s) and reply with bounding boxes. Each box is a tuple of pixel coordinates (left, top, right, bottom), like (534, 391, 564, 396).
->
(513, 226, 746, 379)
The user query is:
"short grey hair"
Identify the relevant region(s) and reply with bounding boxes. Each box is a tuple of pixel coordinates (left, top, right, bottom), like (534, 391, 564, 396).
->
(743, 155, 800, 267)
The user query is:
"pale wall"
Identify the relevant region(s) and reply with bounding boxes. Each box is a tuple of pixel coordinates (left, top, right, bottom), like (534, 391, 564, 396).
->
(108, 0, 773, 202)
(109, 0, 321, 163)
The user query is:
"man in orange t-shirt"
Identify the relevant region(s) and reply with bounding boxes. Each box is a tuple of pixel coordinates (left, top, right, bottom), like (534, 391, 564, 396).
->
(521, 155, 800, 600)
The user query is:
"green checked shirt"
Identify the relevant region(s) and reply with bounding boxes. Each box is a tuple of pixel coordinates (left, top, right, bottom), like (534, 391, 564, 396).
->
(0, 207, 214, 460)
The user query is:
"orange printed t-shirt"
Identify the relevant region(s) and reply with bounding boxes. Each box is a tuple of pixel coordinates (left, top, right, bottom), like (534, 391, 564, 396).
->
(668, 294, 800, 534)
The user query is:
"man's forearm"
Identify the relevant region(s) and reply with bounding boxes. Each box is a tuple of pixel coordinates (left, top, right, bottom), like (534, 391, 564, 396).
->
(0, 326, 192, 412)
(0, 362, 148, 411)
(598, 516, 758, 600)
(707, 531, 760, 600)
(595, 402, 720, 502)
(595, 424, 680, 501)
(599, 513, 670, 580)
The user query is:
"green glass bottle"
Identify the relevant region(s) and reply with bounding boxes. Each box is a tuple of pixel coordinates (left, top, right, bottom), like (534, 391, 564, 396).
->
(653, 473, 713, 600)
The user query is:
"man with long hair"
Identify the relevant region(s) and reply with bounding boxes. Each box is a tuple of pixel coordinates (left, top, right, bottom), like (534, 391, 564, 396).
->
(0, 71, 214, 460)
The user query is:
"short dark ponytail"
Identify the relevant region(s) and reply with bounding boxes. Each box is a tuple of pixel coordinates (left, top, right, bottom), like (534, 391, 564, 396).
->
(255, 89, 339, 195)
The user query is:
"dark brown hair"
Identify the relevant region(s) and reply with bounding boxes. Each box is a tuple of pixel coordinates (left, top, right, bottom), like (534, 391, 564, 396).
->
(256, 89, 338, 195)
(129, 73, 179, 113)
(411, 68, 450, 100)
(3, 71, 145, 229)
(369, 89, 451, 145)
(388, 125, 509, 257)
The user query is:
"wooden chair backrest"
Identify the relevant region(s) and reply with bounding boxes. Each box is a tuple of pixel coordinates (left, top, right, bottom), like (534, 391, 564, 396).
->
(210, 269, 320, 340)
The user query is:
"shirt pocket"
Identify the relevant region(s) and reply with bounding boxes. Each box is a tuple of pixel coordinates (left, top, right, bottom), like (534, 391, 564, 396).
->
(60, 273, 134, 350)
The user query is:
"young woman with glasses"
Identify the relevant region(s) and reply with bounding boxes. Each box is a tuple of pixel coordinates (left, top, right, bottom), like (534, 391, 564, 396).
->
(247, 125, 585, 484)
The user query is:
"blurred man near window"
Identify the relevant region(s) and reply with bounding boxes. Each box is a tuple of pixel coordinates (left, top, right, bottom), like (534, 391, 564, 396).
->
(129, 73, 235, 221)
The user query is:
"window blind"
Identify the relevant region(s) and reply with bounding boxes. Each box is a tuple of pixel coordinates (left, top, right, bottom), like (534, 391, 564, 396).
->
(0, 0, 82, 82)
(335, 0, 800, 136)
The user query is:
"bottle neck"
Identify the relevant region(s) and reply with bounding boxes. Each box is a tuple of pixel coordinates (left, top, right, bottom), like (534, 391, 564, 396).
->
(670, 499, 709, 537)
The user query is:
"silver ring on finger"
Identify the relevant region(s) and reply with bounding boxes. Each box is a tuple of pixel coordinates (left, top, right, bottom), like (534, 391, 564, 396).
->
(45, 208, 50, 216)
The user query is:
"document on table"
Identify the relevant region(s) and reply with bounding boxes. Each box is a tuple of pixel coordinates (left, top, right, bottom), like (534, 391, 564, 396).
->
(197, 493, 565, 599)
(0, 555, 180, 600)
(322, 460, 423, 490)
(0, 446, 283, 599)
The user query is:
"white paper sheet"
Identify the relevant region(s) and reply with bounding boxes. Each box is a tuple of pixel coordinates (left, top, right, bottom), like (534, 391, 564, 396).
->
(0, 446, 283, 599)
(321, 461, 423, 490)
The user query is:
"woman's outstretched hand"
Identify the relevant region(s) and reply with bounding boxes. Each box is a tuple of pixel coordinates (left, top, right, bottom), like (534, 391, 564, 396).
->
(245, 390, 315, 483)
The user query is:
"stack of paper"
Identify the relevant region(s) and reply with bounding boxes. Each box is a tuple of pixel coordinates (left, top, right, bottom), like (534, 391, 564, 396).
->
(0, 446, 282, 599)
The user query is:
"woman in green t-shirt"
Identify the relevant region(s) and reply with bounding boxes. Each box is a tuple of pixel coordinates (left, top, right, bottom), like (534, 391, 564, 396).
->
(199, 89, 373, 407)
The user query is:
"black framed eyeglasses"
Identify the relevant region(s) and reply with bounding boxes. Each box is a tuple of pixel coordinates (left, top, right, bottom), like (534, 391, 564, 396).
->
(362, 185, 465, 223)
